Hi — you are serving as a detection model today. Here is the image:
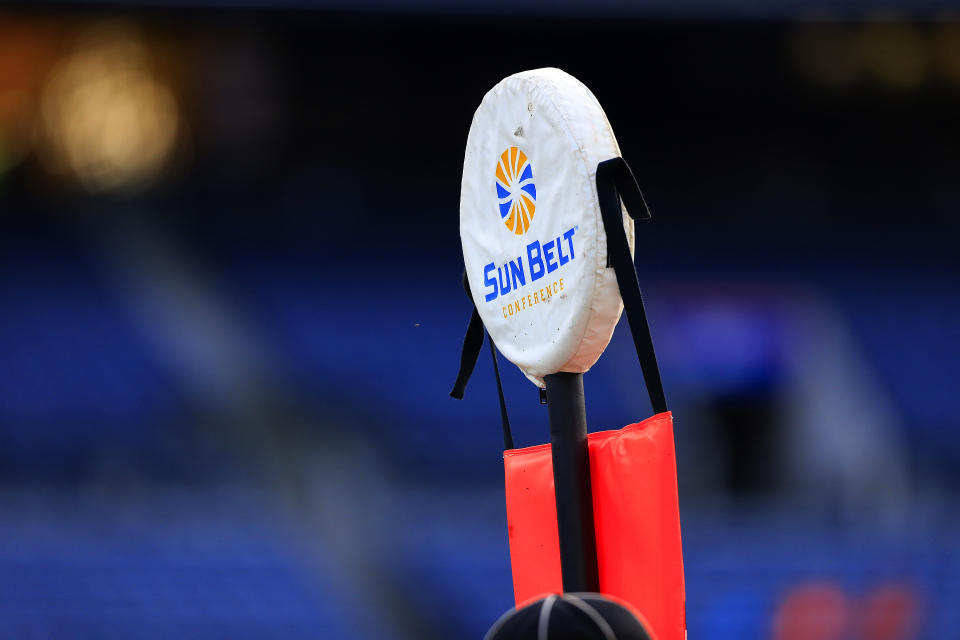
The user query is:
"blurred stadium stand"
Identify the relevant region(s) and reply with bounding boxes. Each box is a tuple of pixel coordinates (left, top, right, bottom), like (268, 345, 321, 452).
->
(0, 6, 957, 639)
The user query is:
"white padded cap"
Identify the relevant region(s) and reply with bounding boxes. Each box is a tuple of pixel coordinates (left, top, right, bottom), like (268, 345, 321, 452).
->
(460, 68, 634, 386)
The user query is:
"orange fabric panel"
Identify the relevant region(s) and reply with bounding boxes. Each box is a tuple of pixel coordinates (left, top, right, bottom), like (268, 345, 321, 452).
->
(503, 412, 685, 640)
(591, 412, 685, 640)
(503, 442, 563, 604)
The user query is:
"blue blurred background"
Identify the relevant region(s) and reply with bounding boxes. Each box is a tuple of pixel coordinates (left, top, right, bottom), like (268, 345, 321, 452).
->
(0, 2, 958, 638)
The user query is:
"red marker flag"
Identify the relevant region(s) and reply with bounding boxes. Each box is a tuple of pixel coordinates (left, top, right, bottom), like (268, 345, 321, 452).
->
(504, 411, 685, 640)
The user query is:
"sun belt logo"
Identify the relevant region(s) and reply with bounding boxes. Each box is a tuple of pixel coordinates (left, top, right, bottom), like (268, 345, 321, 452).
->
(480, 147, 578, 308)
(481, 147, 577, 312)
(495, 147, 537, 235)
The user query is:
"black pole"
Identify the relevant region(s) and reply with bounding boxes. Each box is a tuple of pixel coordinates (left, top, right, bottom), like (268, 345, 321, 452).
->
(544, 372, 599, 593)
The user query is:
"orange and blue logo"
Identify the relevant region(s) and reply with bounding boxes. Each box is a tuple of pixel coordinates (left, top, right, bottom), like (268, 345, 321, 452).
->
(481, 146, 577, 305)
(495, 147, 536, 234)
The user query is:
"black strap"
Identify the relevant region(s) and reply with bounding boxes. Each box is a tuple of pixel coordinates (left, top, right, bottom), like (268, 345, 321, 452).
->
(596, 157, 668, 414)
(489, 334, 513, 450)
(449, 305, 483, 400)
(450, 273, 514, 450)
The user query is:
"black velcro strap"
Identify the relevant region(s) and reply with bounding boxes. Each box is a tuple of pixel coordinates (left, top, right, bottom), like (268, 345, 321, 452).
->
(449, 305, 484, 400)
(450, 272, 514, 450)
(489, 336, 513, 450)
(596, 157, 668, 415)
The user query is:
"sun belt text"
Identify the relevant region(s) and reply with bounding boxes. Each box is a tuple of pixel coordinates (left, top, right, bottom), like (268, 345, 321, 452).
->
(482, 226, 577, 303)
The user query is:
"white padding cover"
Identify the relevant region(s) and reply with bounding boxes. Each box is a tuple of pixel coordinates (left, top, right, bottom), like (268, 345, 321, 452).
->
(460, 68, 634, 387)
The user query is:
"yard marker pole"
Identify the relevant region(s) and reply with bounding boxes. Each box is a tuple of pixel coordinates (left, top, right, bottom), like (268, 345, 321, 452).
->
(544, 372, 599, 593)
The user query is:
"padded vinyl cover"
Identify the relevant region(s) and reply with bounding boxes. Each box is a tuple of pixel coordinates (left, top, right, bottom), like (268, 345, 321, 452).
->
(460, 68, 634, 386)
(503, 412, 685, 640)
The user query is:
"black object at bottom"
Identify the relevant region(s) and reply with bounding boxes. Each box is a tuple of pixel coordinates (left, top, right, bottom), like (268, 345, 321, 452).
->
(484, 592, 652, 640)
(545, 372, 599, 593)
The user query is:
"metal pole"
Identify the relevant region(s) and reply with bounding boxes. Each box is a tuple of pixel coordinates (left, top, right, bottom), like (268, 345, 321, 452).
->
(544, 372, 599, 593)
